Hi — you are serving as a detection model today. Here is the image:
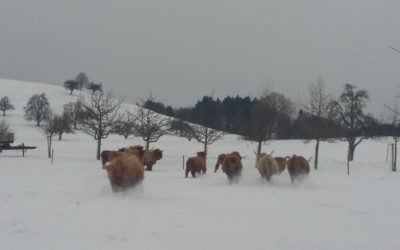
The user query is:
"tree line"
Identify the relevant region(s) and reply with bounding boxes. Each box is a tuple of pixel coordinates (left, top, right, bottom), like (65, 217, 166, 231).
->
(143, 82, 399, 172)
(2, 75, 399, 174)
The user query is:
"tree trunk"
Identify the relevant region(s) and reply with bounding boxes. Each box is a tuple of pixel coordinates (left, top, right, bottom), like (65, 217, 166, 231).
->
(58, 133, 62, 141)
(37, 120, 40, 126)
(47, 135, 52, 158)
(96, 137, 102, 160)
(255, 140, 262, 167)
(203, 141, 208, 168)
(347, 142, 355, 175)
(314, 139, 320, 170)
(204, 127, 208, 167)
(3, 110, 5, 116)
(146, 140, 150, 150)
(347, 143, 355, 162)
(394, 137, 397, 171)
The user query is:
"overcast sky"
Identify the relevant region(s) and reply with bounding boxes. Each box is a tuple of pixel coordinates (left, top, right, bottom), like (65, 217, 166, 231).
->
(0, 0, 399, 119)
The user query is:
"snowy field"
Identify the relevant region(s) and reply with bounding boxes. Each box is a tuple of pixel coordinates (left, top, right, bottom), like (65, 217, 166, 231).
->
(0, 79, 399, 250)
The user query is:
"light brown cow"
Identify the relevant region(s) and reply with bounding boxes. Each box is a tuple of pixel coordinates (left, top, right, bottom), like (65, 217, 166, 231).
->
(100, 150, 124, 169)
(286, 155, 310, 183)
(101, 145, 144, 169)
(105, 154, 144, 192)
(142, 148, 163, 171)
(126, 145, 145, 158)
(274, 156, 289, 174)
(185, 151, 206, 178)
(257, 153, 280, 182)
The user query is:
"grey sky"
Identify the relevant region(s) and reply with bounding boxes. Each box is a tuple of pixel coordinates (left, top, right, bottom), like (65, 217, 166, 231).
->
(0, 0, 399, 118)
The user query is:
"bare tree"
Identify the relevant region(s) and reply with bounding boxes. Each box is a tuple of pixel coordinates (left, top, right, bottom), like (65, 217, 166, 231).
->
(0, 96, 15, 116)
(332, 84, 370, 174)
(114, 112, 136, 140)
(170, 119, 195, 140)
(243, 91, 294, 163)
(77, 92, 122, 160)
(63, 100, 84, 129)
(304, 78, 337, 170)
(51, 114, 73, 140)
(384, 104, 399, 171)
(385, 46, 400, 171)
(191, 124, 224, 165)
(39, 113, 57, 158)
(131, 95, 171, 150)
(24, 93, 51, 126)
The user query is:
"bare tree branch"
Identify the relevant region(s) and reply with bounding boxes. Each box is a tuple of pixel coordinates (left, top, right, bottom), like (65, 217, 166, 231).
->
(131, 95, 172, 150)
(77, 91, 122, 160)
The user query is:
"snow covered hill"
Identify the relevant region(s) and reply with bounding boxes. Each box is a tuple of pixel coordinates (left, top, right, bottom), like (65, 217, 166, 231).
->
(0, 78, 399, 250)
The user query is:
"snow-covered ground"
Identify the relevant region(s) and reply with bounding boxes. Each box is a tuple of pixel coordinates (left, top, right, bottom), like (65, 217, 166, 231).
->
(0, 79, 399, 250)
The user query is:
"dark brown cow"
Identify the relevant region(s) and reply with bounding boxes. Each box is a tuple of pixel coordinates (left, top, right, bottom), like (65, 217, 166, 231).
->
(214, 151, 244, 173)
(214, 151, 244, 183)
(257, 153, 280, 182)
(286, 155, 310, 183)
(214, 153, 227, 173)
(185, 151, 206, 178)
(105, 154, 144, 192)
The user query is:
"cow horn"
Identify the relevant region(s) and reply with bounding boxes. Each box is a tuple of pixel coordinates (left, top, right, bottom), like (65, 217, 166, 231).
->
(270, 150, 274, 155)
(307, 157, 313, 163)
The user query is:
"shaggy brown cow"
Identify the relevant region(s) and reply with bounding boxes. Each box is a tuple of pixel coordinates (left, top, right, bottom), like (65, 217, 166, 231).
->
(105, 154, 144, 192)
(214, 151, 244, 173)
(257, 153, 280, 182)
(215, 151, 243, 183)
(214, 153, 227, 173)
(185, 151, 206, 178)
(274, 156, 289, 174)
(286, 155, 310, 183)
(100, 150, 124, 169)
(126, 145, 145, 158)
(142, 148, 163, 171)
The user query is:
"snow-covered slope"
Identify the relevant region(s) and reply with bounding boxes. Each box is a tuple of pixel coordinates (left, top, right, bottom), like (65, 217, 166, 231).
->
(0, 79, 399, 250)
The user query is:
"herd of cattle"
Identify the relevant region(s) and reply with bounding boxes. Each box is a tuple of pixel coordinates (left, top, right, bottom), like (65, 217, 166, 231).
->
(100, 145, 311, 192)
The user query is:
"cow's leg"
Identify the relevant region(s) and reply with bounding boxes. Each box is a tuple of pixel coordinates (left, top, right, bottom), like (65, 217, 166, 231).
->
(185, 168, 190, 178)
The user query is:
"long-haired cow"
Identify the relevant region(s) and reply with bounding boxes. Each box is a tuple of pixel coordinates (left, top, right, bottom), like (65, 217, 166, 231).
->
(185, 151, 206, 178)
(100, 150, 123, 169)
(142, 148, 163, 171)
(215, 151, 244, 183)
(286, 155, 310, 183)
(105, 154, 144, 192)
(257, 153, 280, 182)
